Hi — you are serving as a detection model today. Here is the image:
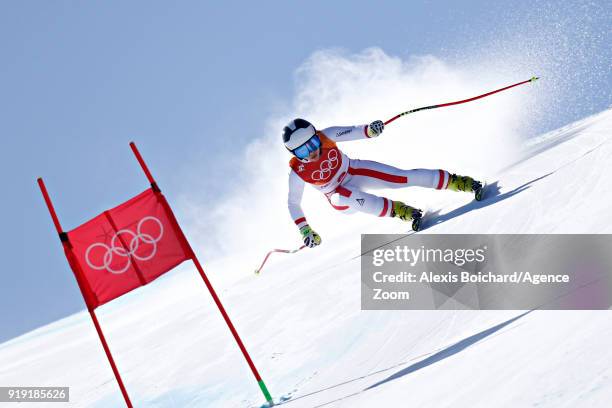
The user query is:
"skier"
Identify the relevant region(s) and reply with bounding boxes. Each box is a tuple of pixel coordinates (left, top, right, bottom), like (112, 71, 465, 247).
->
(284, 118, 483, 247)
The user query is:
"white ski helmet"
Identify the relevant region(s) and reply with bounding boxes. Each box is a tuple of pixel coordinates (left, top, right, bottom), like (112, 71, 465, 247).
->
(283, 118, 316, 151)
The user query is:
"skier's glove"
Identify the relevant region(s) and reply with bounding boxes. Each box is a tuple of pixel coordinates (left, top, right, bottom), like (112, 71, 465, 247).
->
(300, 225, 322, 248)
(366, 120, 384, 138)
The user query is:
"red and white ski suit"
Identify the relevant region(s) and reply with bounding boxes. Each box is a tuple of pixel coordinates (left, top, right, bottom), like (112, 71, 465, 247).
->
(288, 124, 451, 230)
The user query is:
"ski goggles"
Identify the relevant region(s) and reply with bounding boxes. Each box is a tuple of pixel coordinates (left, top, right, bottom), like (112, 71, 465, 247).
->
(292, 134, 321, 159)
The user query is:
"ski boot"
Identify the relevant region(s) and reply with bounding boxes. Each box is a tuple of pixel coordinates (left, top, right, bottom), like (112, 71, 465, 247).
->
(392, 201, 423, 231)
(447, 174, 485, 201)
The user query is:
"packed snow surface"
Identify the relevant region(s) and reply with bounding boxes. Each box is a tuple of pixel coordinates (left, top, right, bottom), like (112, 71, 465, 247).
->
(2, 109, 612, 407)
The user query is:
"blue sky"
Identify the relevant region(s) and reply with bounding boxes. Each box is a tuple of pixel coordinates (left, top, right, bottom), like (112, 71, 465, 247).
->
(1, 1, 610, 343)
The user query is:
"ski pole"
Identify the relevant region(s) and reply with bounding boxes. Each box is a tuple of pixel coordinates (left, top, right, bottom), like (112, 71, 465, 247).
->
(384, 76, 539, 125)
(255, 245, 306, 275)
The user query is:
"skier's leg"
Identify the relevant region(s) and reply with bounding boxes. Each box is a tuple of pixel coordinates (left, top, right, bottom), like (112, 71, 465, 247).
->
(326, 184, 423, 227)
(347, 159, 483, 197)
(327, 185, 394, 217)
(347, 159, 450, 190)
(328, 185, 423, 226)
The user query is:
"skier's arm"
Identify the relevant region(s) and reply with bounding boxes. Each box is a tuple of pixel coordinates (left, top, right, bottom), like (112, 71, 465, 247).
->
(322, 120, 385, 142)
(288, 170, 321, 247)
(288, 170, 307, 229)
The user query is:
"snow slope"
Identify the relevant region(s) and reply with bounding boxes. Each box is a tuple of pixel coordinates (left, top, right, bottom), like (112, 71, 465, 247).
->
(2, 108, 612, 407)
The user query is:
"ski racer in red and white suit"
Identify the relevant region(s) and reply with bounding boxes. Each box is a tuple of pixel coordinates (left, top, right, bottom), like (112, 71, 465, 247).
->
(284, 119, 481, 247)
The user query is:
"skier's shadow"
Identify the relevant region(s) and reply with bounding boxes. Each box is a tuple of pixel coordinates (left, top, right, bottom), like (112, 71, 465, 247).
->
(422, 173, 553, 230)
(273, 311, 531, 407)
(365, 311, 531, 391)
